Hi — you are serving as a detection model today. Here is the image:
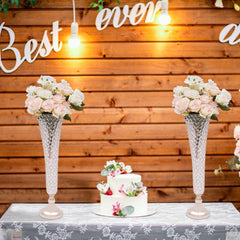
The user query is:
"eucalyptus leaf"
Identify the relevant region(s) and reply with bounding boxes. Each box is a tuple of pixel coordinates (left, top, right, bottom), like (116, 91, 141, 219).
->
(121, 206, 134, 216)
(116, 0, 120, 5)
(135, 182, 143, 188)
(101, 169, 109, 176)
(236, 156, 240, 164)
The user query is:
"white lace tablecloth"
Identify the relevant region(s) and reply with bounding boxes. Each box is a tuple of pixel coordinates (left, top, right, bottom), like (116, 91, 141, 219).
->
(0, 203, 240, 240)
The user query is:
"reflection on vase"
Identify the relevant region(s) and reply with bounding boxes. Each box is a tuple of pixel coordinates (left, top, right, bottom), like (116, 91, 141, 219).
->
(37, 114, 63, 220)
(184, 114, 210, 220)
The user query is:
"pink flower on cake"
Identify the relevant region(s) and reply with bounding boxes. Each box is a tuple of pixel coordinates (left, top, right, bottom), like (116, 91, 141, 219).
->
(112, 202, 121, 216)
(26, 97, 43, 115)
(189, 99, 201, 113)
(109, 168, 121, 177)
(42, 99, 54, 113)
(234, 125, 240, 140)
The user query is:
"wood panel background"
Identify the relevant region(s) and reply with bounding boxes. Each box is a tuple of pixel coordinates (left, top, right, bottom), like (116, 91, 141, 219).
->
(1, 0, 240, 217)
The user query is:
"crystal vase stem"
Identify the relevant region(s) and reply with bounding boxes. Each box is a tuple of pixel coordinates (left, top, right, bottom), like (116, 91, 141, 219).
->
(184, 114, 210, 220)
(37, 114, 63, 220)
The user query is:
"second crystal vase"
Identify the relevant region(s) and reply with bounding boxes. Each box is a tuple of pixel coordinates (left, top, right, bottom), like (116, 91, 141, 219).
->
(184, 114, 210, 220)
(38, 114, 63, 220)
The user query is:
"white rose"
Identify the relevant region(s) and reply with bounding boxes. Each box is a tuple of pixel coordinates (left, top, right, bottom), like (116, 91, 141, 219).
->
(56, 80, 73, 96)
(200, 94, 212, 104)
(41, 99, 54, 113)
(26, 86, 38, 96)
(183, 88, 200, 99)
(53, 104, 68, 117)
(27, 97, 43, 115)
(69, 89, 85, 106)
(205, 80, 220, 96)
(200, 104, 215, 118)
(36, 88, 53, 99)
(215, 89, 231, 106)
(52, 94, 65, 104)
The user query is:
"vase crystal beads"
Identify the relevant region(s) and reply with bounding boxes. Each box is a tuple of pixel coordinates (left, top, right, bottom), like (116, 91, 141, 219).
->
(184, 114, 210, 220)
(37, 114, 63, 219)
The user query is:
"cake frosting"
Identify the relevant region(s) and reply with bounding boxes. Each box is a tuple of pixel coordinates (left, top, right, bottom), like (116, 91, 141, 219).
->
(97, 160, 148, 216)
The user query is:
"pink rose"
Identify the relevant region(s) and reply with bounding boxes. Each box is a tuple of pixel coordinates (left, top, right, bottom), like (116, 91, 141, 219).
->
(53, 104, 68, 117)
(205, 84, 220, 96)
(27, 97, 43, 115)
(200, 94, 212, 104)
(234, 141, 240, 158)
(172, 96, 182, 107)
(200, 104, 215, 117)
(189, 99, 201, 113)
(174, 97, 190, 114)
(52, 94, 65, 104)
(234, 125, 240, 140)
(58, 83, 73, 96)
(42, 99, 54, 113)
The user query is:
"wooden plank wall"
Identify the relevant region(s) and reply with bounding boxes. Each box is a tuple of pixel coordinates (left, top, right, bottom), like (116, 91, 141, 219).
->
(1, 0, 240, 216)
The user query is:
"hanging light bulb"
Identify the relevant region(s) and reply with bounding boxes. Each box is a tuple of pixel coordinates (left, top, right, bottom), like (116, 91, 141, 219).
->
(159, 0, 171, 25)
(68, 0, 81, 48)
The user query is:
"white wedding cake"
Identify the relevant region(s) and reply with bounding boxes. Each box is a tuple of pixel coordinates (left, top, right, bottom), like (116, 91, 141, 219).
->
(97, 160, 148, 217)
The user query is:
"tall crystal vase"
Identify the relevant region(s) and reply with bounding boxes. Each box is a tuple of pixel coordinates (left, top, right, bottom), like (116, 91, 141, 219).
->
(184, 114, 210, 220)
(37, 114, 63, 220)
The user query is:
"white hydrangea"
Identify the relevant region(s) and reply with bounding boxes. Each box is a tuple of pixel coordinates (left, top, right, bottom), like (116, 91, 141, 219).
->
(183, 88, 200, 99)
(184, 75, 204, 86)
(173, 86, 187, 97)
(69, 89, 85, 106)
(215, 89, 231, 106)
(26, 86, 38, 96)
(37, 75, 57, 91)
(125, 165, 132, 173)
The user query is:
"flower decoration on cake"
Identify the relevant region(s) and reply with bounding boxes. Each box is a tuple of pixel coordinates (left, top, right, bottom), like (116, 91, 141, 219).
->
(25, 75, 85, 121)
(97, 182, 113, 195)
(119, 182, 147, 197)
(112, 202, 134, 217)
(101, 160, 132, 177)
(172, 75, 232, 121)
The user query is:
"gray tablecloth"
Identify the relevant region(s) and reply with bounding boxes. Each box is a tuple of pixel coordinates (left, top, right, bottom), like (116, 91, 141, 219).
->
(0, 203, 240, 240)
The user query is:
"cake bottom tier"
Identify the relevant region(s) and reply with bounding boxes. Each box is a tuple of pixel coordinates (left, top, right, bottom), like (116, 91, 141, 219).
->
(100, 193, 148, 216)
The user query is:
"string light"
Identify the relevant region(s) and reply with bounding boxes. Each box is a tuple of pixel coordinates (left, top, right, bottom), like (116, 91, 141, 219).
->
(159, 0, 171, 26)
(68, 0, 80, 48)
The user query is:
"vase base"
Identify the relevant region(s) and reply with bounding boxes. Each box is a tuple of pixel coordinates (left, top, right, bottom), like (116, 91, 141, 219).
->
(40, 204, 63, 220)
(186, 203, 210, 220)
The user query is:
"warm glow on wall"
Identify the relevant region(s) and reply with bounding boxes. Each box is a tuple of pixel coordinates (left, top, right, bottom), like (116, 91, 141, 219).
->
(68, 0, 81, 49)
(159, 0, 171, 25)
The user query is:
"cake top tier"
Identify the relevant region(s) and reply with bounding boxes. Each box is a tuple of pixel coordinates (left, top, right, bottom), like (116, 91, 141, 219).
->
(101, 160, 132, 177)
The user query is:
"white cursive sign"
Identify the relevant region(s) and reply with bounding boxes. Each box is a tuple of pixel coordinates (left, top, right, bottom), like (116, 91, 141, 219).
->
(95, 1, 161, 30)
(0, 21, 62, 73)
(219, 23, 240, 45)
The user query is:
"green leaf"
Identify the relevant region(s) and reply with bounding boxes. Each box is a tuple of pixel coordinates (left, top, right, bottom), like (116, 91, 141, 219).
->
(32, 0, 36, 5)
(101, 169, 109, 176)
(236, 156, 240, 164)
(98, 4, 103, 11)
(70, 103, 83, 111)
(121, 206, 134, 216)
(217, 104, 231, 111)
(81, 102, 85, 107)
(89, 2, 98, 7)
(10, 0, 14, 6)
(105, 164, 114, 171)
(3, 3, 9, 15)
(116, 0, 120, 5)
(63, 114, 71, 121)
(210, 114, 218, 122)
(230, 165, 237, 171)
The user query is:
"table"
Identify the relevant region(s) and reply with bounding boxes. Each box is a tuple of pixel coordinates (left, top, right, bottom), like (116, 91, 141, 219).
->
(0, 203, 240, 240)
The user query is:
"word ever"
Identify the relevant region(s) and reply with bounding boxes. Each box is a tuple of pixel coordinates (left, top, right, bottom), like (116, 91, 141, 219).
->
(219, 24, 240, 45)
(0, 21, 62, 73)
(96, 0, 161, 30)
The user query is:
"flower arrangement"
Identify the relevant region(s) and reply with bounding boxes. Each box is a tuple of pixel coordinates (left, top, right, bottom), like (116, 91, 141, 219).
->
(101, 160, 132, 177)
(97, 182, 113, 195)
(172, 75, 232, 121)
(215, 0, 240, 11)
(112, 202, 134, 217)
(215, 125, 240, 176)
(119, 182, 147, 197)
(25, 76, 85, 121)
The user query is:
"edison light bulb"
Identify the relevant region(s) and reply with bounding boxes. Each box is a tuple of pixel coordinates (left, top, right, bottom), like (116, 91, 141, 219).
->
(68, 36, 80, 49)
(159, 13, 171, 25)
(68, 22, 80, 49)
